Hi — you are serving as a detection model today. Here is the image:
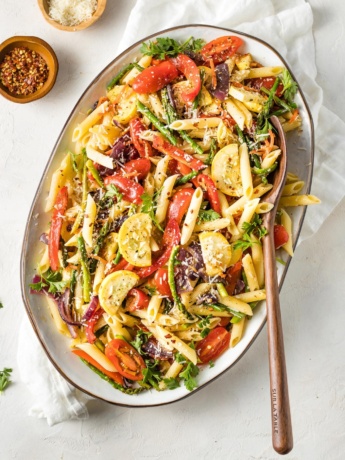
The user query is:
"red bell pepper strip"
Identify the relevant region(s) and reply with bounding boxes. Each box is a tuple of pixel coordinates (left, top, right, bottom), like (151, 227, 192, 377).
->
(104, 174, 144, 205)
(49, 186, 69, 271)
(132, 60, 179, 94)
(136, 219, 181, 278)
(122, 158, 151, 180)
(86, 305, 105, 344)
(171, 54, 201, 103)
(196, 174, 222, 214)
(167, 188, 194, 225)
(72, 349, 124, 386)
(108, 258, 134, 274)
(177, 162, 200, 187)
(129, 118, 153, 157)
(224, 260, 243, 296)
(153, 135, 206, 171)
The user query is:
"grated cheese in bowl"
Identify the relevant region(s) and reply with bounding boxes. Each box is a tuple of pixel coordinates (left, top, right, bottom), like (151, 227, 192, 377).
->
(48, 0, 98, 27)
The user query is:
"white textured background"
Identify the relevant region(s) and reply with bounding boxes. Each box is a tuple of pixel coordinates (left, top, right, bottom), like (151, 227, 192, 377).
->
(1, 0, 345, 458)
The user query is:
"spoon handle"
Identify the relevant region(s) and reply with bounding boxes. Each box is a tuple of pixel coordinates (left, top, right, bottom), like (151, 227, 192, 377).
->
(263, 226, 293, 455)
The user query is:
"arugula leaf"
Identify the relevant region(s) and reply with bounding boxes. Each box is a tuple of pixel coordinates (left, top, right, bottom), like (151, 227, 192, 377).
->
(281, 69, 298, 105)
(179, 362, 199, 391)
(197, 208, 221, 223)
(140, 36, 205, 60)
(163, 377, 180, 390)
(140, 192, 164, 232)
(0, 301, 3, 309)
(29, 269, 67, 294)
(0, 368, 12, 394)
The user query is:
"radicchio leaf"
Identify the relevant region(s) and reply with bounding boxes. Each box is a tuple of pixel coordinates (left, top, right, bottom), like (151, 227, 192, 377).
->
(141, 338, 174, 361)
(174, 242, 206, 294)
(98, 133, 140, 177)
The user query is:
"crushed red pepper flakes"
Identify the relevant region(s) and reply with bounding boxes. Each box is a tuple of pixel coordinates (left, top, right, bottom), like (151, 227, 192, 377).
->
(0, 46, 49, 96)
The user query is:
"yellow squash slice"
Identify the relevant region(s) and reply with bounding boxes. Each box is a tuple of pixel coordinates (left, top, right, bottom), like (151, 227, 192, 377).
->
(199, 232, 232, 277)
(98, 270, 139, 316)
(118, 213, 152, 267)
(211, 144, 243, 197)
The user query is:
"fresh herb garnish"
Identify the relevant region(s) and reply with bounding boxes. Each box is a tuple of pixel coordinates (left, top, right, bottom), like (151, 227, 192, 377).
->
(179, 362, 199, 391)
(131, 330, 152, 355)
(0, 368, 12, 394)
(198, 315, 212, 338)
(197, 208, 221, 223)
(141, 359, 162, 390)
(140, 192, 164, 232)
(143, 285, 157, 297)
(0, 301, 3, 309)
(233, 214, 267, 250)
(140, 37, 205, 60)
(281, 69, 298, 106)
(209, 360, 215, 368)
(29, 268, 67, 294)
(163, 377, 180, 390)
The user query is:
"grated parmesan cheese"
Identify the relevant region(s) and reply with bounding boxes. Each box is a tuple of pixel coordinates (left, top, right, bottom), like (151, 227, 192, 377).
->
(48, 0, 98, 27)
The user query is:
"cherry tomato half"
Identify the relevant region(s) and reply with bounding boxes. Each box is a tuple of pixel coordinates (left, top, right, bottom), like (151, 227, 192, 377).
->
(104, 174, 144, 205)
(123, 158, 151, 181)
(49, 186, 68, 271)
(153, 268, 172, 299)
(201, 36, 244, 64)
(132, 60, 179, 94)
(274, 224, 289, 249)
(196, 327, 230, 364)
(126, 288, 150, 311)
(105, 339, 146, 381)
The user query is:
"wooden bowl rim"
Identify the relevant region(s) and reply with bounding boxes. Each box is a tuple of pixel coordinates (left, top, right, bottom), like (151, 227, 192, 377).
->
(0, 35, 59, 104)
(37, 0, 107, 32)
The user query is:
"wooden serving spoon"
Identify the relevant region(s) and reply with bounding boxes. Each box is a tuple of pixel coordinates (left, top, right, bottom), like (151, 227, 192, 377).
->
(261, 116, 293, 455)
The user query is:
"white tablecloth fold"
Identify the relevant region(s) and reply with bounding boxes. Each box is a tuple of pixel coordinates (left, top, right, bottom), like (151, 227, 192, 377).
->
(18, 0, 345, 425)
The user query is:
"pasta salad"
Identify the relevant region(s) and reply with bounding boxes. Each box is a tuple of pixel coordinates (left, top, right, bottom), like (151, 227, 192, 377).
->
(30, 35, 319, 394)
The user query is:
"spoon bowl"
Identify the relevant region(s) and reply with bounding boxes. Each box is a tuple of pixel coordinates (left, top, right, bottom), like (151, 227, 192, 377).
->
(261, 116, 293, 455)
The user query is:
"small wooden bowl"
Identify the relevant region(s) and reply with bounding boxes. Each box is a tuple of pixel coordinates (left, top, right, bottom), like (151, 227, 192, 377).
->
(0, 36, 58, 104)
(37, 0, 107, 32)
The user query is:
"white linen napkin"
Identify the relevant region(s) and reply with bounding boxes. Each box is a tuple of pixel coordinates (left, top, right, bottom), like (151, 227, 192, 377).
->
(18, 0, 345, 424)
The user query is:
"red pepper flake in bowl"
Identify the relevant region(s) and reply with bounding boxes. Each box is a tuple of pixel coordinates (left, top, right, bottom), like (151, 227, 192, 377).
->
(0, 46, 49, 96)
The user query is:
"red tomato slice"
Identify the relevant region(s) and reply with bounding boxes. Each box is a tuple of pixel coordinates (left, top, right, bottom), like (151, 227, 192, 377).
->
(123, 158, 151, 180)
(249, 77, 284, 97)
(196, 174, 222, 214)
(129, 118, 153, 157)
(224, 260, 243, 296)
(153, 135, 206, 171)
(104, 174, 144, 204)
(274, 224, 289, 249)
(132, 60, 179, 94)
(218, 317, 231, 327)
(196, 327, 230, 364)
(171, 54, 201, 102)
(126, 288, 150, 311)
(201, 36, 244, 64)
(72, 349, 124, 386)
(167, 187, 194, 225)
(49, 186, 69, 271)
(105, 339, 146, 381)
(153, 268, 172, 298)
